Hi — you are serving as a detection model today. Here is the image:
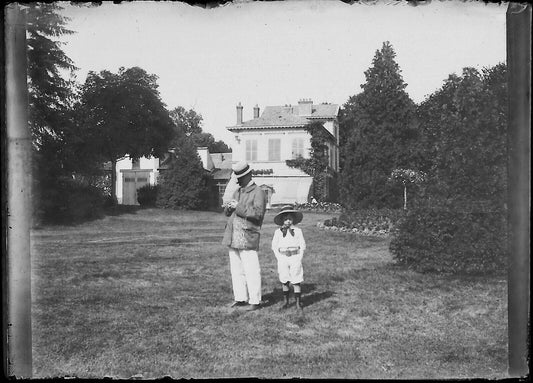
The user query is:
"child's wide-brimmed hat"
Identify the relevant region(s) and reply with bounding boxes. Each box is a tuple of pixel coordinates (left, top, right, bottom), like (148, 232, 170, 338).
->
(274, 205, 303, 226)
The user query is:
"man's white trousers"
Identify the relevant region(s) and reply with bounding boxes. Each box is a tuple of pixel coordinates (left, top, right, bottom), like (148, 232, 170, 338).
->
(228, 248, 262, 305)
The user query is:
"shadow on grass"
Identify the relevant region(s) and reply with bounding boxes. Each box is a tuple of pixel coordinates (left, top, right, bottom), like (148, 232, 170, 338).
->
(301, 291, 335, 307)
(104, 205, 142, 216)
(261, 283, 335, 308)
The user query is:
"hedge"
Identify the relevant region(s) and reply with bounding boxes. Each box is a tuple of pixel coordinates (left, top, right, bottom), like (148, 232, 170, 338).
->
(35, 177, 107, 224)
(389, 206, 507, 275)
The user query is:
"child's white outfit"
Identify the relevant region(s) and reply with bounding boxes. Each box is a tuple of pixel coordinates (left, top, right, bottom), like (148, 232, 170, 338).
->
(271, 226, 306, 284)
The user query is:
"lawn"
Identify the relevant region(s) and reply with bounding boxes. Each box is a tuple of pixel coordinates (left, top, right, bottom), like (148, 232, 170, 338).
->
(30, 208, 508, 379)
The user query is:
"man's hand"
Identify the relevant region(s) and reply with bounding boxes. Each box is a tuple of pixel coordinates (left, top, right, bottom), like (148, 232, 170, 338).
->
(222, 199, 238, 211)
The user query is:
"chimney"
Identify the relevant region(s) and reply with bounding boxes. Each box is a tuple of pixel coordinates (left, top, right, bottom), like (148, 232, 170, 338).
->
(298, 98, 313, 115)
(253, 104, 260, 119)
(236, 102, 243, 125)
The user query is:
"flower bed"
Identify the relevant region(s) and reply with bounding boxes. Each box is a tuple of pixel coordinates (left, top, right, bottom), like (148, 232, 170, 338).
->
(293, 201, 343, 213)
(317, 208, 405, 237)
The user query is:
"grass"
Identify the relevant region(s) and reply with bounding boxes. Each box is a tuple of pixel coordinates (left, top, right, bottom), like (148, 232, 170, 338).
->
(30, 208, 508, 379)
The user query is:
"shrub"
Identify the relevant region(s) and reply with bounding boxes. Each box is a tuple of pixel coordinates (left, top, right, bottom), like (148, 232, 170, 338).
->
(137, 184, 159, 207)
(36, 177, 106, 224)
(389, 206, 507, 275)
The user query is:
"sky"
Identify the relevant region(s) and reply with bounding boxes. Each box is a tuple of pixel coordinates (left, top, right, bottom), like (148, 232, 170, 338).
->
(57, 0, 507, 146)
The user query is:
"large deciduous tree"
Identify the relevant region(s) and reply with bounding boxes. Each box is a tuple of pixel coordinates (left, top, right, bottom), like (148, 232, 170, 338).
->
(170, 106, 203, 137)
(417, 64, 508, 206)
(339, 41, 419, 209)
(390, 63, 508, 275)
(77, 66, 175, 202)
(169, 106, 231, 153)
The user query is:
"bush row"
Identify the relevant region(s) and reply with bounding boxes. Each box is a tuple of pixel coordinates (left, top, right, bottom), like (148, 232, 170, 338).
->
(389, 207, 507, 275)
(34, 177, 108, 225)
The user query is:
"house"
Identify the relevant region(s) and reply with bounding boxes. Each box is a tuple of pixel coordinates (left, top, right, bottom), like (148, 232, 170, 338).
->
(196, 147, 233, 206)
(114, 148, 233, 206)
(226, 99, 340, 205)
(115, 156, 160, 205)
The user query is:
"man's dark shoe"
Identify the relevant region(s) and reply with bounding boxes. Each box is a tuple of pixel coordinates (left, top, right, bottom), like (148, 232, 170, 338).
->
(279, 302, 290, 311)
(230, 301, 248, 308)
(245, 304, 261, 311)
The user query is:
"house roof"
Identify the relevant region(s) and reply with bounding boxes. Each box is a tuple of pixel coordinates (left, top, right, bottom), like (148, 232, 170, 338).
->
(212, 168, 233, 180)
(210, 152, 233, 169)
(227, 103, 339, 131)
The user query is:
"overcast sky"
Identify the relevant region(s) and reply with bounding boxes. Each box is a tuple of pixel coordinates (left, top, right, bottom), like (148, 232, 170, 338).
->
(58, 0, 507, 146)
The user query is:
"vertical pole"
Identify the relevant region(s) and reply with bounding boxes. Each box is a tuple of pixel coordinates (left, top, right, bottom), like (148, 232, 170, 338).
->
(5, 3, 32, 378)
(111, 159, 117, 204)
(403, 183, 407, 210)
(506, 3, 531, 378)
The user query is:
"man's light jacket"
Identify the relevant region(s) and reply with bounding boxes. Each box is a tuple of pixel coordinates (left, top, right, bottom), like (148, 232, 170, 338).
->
(222, 182, 267, 250)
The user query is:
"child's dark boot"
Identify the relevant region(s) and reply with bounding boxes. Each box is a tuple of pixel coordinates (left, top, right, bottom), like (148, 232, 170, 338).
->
(294, 292, 303, 310)
(280, 289, 290, 310)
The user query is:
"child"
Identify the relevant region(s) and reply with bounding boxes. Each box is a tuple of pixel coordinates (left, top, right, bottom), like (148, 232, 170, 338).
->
(271, 205, 306, 310)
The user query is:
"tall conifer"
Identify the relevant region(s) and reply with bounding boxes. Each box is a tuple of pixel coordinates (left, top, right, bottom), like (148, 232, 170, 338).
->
(339, 42, 417, 209)
(156, 140, 212, 210)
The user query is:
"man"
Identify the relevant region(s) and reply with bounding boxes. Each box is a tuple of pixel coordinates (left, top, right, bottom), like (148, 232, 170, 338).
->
(222, 161, 267, 311)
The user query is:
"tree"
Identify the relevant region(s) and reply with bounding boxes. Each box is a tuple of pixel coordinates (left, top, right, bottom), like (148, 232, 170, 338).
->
(77, 66, 175, 202)
(156, 139, 212, 210)
(286, 121, 332, 201)
(192, 132, 232, 153)
(390, 63, 508, 275)
(417, 64, 508, 207)
(388, 168, 426, 210)
(26, 3, 77, 146)
(339, 41, 418, 209)
(169, 106, 203, 137)
(169, 106, 231, 153)
(25, 3, 108, 223)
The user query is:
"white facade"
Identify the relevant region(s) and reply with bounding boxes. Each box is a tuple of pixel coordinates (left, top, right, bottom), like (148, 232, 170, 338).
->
(115, 156, 159, 204)
(227, 100, 340, 205)
(230, 130, 311, 204)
